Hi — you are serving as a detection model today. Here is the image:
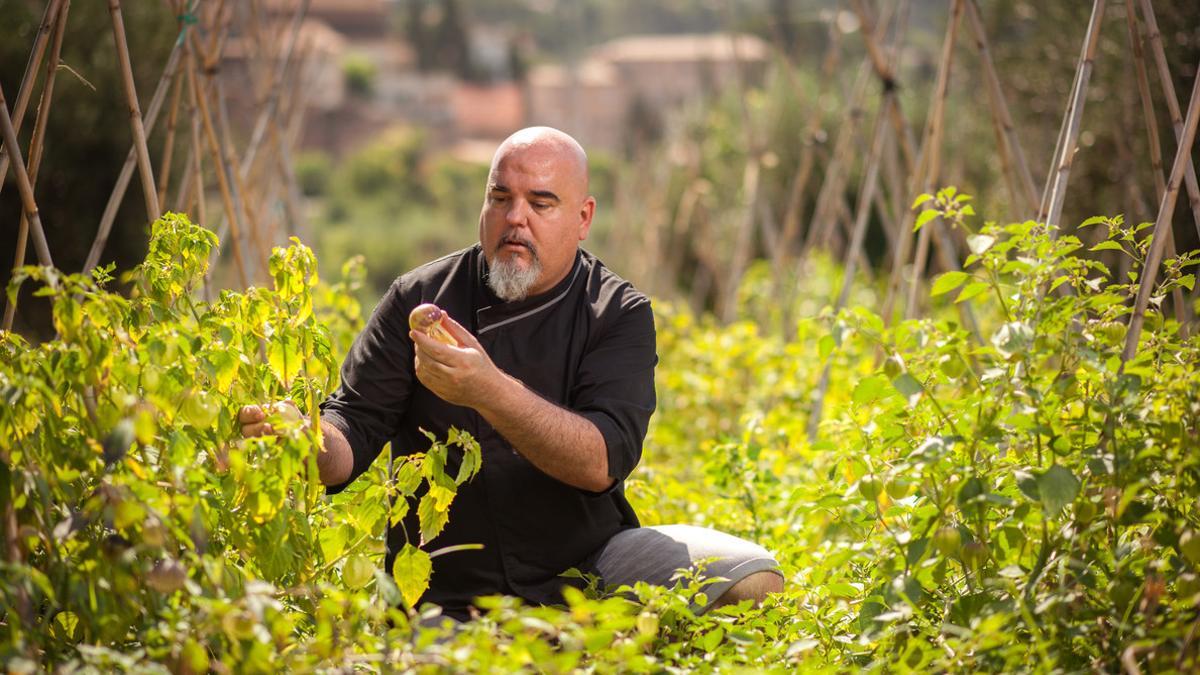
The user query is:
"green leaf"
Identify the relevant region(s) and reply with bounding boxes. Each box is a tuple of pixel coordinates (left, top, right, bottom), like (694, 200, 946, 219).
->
(911, 193, 934, 210)
(1079, 215, 1108, 228)
(418, 492, 450, 543)
(1036, 465, 1080, 516)
(700, 627, 725, 651)
(891, 373, 924, 407)
(267, 334, 302, 388)
(391, 544, 432, 607)
(931, 271, 970, 296)
(818, 334, 836, 361)
(852, 374, 890, 406)
(393, 459, 422, 496)
(1015, 470, 1040, 502)
(1089, 241, 1124, 253)
(966, 234, 996, 255)
(955, 282, 989, 304)
(914, 209, 939, 232)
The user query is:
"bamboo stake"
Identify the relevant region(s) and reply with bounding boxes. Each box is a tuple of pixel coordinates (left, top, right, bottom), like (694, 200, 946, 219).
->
(853, 0, 916, 174)
(0, 82, 53, 269)
(155, 72, 184, 211)
(239, 0, 310, 180)
(809, 109, 891, 441)
(108, 0, 160, 222)
(214, 73, 269, 272)
(1123, 0, 1188, 327)
(903, 0, 964, 319)
(186, 32, 250, 288)
(3, 0, 69, 332)
(1040, 0, 1107, 229)
(85, 38, 186, 273)
(1122, 62, 1200, 364)
(964, 0, 1039, 217)
(1137, 0, 1200, 240)
(0, 0, 64, 200)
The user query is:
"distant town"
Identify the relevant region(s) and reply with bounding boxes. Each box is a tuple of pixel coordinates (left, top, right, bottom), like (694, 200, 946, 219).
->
(224, 0, 770, 160)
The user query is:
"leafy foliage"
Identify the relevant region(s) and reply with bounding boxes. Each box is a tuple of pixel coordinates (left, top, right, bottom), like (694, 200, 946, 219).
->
(3, 200, 1200, 670)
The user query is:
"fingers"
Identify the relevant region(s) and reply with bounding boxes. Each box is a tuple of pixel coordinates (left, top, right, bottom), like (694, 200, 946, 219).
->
(438, 314, 480, 349)
(238, 404, 265, 424)
(241, 421, 274, 438)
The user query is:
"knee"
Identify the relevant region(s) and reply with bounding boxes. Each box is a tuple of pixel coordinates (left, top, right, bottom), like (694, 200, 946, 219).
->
(714, 570, 784, 608)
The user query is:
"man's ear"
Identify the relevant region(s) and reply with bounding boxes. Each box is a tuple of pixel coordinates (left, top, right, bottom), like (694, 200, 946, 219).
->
(577, 196, 596, 241)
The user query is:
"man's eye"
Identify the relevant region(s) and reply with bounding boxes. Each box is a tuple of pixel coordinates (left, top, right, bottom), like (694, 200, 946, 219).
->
(489, 193, 508, 204)
(532, 202, 550, 210)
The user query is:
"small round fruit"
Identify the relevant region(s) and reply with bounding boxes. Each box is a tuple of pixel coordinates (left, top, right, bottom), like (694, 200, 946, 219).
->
(636, 610, 659, 637)
(183, 391, 220, 429)
(859, 475, 883, 501)
(1074, 499, 1097, 524)
(883, 355, 904, 378)
(269, 401, 303, 424)
(932, 527, 962, 557)
(1180, 529, 1200, 565)
(408, 303, 457, 346)
(961, 542, 988, 570)
(887, 477, 915, 500)
(1177, 573, 1200, 599)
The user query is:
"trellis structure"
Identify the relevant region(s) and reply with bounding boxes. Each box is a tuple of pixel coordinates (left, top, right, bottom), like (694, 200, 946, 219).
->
(2, 0, 319, 330)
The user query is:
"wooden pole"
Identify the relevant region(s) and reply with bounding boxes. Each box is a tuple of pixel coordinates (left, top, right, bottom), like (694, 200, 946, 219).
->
(0, 82, 54, 270)
(85, 39, 186, 273)
(1040, 0, 1107, 230)
(186, 32, 250, 287)
(108, 0, 161, 222)
(3, 0, 69, 332)
(155, 72, 184, 211)
(809, 109, 891, 441)
(903, 0, 963, 319)
(1137, 0, 1200, 240)
(1123, 0, 1188, 326)
(0, 0, 64, 200)
(1122, 61, 1200, 363)
(964, 0, 1039, 217)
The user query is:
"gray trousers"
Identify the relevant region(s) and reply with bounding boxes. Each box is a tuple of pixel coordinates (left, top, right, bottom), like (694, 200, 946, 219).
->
(591, 524, 782, 612)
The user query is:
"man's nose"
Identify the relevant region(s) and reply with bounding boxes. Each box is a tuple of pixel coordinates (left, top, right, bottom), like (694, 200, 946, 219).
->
(505, 199, 530, 227)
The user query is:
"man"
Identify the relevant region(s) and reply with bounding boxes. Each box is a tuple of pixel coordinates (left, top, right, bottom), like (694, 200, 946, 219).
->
(240, 127, 782, 621)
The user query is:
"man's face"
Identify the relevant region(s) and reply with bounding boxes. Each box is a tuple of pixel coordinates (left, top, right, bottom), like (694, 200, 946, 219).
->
(479, 141, 594, 301)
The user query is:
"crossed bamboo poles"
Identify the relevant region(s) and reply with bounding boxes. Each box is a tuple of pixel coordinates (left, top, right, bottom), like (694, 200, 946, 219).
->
(3, 0, 1199, 365)
(671, 0, 1200, 437)
(2, 0, 315, 331)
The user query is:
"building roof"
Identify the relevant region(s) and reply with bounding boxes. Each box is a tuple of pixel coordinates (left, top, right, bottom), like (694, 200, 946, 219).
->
(592, 33, 771, 64)
(527, 59, 618, 88)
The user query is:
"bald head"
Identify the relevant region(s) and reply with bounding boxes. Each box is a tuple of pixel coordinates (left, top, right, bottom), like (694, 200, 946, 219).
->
(490, 127, 589, 194)
(478, 126, 597, 300)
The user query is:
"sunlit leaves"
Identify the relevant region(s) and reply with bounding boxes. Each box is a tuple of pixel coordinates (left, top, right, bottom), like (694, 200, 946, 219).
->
(392, 544, 432, 608)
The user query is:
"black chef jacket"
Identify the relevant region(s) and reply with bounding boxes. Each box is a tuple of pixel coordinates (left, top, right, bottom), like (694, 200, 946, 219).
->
(319, 244, 658, 617)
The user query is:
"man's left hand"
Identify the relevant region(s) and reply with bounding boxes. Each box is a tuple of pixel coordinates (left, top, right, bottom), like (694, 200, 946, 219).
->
(411, 313, 508, 409)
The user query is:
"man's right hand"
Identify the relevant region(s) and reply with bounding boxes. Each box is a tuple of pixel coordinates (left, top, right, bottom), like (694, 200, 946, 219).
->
(238, 401, 303, 438)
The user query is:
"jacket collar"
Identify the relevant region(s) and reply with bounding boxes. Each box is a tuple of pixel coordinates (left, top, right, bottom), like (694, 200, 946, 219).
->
(475, 247, 583, 334)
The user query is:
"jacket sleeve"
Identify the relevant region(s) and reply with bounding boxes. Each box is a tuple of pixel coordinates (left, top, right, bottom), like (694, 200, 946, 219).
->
(319, 278, 414, 494)
(571, 294, 658, 484)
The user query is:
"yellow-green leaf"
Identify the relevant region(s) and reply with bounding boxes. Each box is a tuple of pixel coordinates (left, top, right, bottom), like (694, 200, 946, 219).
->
(391, 544, 432, 608)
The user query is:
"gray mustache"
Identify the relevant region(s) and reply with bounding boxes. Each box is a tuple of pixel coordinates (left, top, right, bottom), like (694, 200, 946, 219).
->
(499, 234, 537, 255)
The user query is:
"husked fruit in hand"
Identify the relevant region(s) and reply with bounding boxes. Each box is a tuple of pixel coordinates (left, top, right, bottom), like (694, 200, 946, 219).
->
(268, 401, 303, 424)
(409, 303, 458, 346)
